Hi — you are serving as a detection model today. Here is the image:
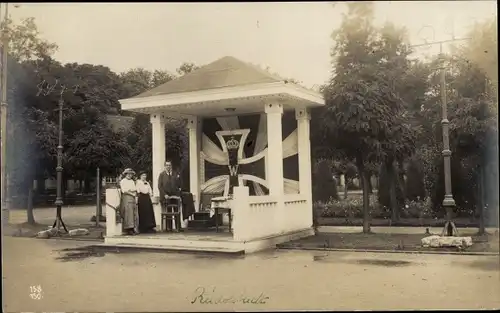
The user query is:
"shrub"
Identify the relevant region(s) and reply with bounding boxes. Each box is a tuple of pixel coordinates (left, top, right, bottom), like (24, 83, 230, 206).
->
(318, 194, 383, 218)
(318, 195, 436, 220)
(312, 159, 339, 202)
(400, 198, 433, 219)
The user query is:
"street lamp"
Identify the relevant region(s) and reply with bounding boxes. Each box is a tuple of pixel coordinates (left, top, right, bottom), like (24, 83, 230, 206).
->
(438, 48, 457, 236)
(411, 36, 471, 236)
(1, 3, 10, 225)
(52, 95, 68, 234)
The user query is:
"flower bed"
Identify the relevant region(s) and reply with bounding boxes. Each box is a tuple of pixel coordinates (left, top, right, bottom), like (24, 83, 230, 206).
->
(315, 196, 434, 219)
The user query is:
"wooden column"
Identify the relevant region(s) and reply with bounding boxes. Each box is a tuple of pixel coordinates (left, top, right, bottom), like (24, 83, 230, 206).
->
(187, 116, 201, 211)
(150, 114, 166, 230)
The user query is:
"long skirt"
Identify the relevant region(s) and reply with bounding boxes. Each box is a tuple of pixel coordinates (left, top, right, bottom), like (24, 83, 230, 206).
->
(120, 193, 137, 231)
(137, 193, 156, 232)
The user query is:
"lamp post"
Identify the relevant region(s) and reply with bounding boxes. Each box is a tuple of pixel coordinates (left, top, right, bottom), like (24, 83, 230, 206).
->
(438, 46, 457, 236)
(52, 96, 68, 234)
(411, 37, 471, 236)
(0, 3, 9, 225)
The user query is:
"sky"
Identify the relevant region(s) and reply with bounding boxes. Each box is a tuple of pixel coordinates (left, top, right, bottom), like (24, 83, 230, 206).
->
(7, 1, 498, 89)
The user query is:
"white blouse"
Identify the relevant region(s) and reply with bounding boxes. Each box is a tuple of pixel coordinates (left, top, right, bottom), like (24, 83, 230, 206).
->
(120, 178, 136, 194)
(136, 180, 153, 195)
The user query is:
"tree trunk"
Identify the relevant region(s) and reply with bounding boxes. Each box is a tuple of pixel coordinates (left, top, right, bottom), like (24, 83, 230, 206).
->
(478, 166, 486, 235)
(388, 161, 399, 223)
(357, 159, 371, 233)
(397, 160, 406, 201)
(84, 175, 91, 194)
(385, 158, 400, 223)
(27, 187, 35, 225)
(368, 175, 373, 194)
(343, 179, 349, 200)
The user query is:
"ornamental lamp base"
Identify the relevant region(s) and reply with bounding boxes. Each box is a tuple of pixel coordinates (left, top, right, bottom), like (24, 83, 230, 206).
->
(442, 196, 456, 207)
(441, 220, 460, 237)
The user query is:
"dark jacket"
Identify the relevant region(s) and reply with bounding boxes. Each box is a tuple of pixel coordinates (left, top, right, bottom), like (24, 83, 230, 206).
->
(158, 170, 182, 200)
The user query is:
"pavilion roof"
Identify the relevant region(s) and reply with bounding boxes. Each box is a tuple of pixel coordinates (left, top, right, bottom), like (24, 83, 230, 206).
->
(132, 56, 287, 98)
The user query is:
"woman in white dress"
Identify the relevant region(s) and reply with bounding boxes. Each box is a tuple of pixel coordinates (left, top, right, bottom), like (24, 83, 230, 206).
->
(119, 168, 138, 235)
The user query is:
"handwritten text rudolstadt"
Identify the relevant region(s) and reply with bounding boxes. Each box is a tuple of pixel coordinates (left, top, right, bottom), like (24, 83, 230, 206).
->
(190, 287, 269, 305)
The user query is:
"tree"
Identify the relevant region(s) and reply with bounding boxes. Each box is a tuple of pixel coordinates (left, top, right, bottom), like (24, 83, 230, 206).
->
(460, 18, 498, 92)
(374, 22, 418, 222)
(3, 16, 60, 224)
(449, 79, 497, 233)
(1, 17, 58, 62)
(176, 62, 200, 76)
(66, 117, 132, 180)
(323, 2, 412, 232)
(119, 68, 176, 98)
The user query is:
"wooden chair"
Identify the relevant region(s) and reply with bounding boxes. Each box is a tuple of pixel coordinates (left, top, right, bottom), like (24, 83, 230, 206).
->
(161, 196, 181, 232)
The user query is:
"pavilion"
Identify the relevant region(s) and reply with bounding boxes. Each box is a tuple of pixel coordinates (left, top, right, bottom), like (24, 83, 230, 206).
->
(103, 56, 325, 254)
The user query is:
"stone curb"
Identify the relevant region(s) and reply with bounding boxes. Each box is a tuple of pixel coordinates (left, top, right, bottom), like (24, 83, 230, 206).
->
(277, 246, 500, 256)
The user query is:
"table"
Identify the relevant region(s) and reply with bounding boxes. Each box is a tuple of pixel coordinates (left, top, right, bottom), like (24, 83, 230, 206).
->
(211, 196, 232, 233)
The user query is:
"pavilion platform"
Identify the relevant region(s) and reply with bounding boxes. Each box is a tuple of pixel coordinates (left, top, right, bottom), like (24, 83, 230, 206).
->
(102, 227, 313, 255)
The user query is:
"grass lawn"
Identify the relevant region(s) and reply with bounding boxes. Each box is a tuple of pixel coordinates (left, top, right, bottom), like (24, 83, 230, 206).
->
(277, 232, 500, 253)
(318, 217, 486, 228)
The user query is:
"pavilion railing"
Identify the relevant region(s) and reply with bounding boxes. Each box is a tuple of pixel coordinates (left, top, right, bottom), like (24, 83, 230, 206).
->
(283, 194, 309, 232)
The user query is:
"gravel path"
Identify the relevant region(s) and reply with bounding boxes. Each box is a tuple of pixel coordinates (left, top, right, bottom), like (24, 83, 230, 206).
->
(3, 236, 499, 311)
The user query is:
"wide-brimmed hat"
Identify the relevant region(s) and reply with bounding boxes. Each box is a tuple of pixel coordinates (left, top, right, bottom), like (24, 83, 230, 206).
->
(122, 168, 136, 175)
(138, 171, 148, 177)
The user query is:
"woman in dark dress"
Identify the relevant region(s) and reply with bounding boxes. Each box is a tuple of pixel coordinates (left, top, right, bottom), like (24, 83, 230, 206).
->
(136, 172, 156, 233)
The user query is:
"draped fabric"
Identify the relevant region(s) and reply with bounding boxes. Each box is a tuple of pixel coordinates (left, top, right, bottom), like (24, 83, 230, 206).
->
(180, 192, 196, 218)
(201, 112, 300, 196)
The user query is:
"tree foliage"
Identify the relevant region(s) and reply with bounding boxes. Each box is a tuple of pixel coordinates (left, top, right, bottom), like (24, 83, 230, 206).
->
(3, 17, 198, 202)
(119, 68, 176, 98)
(176, 62, 200, 76)
(1, 17, 58, 62)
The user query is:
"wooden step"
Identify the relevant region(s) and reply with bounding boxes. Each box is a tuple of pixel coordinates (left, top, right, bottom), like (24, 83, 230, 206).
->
(188, 219, 214, 228)
(192, 212, 223, 224)
(99, 243, 245, 255)
(192, 211, 210, 220)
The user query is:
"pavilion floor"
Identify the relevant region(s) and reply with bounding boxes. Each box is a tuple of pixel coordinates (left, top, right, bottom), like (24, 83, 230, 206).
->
(102, 226, 243, 254)
(125, 228, 233, 241)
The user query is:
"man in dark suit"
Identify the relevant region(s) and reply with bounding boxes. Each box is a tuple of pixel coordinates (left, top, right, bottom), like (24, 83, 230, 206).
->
(158, 160, 181, 205)
(158, 160, 195, 227)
